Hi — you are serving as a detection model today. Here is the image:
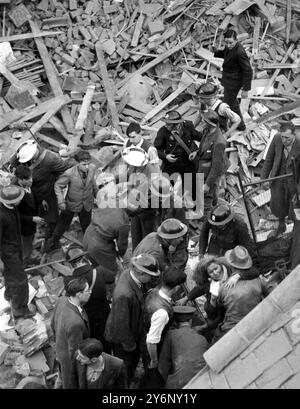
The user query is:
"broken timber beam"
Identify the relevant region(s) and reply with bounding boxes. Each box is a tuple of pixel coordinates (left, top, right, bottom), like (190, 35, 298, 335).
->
(141, 82, 192, 124)
(117, 37, 192, 89)
(131, 13, 144, 47)
(255, 99, 300, 124)
(95, 42, 122, 134)
(261, 43, 295, 97)
(0, 30, 63, 43)
(286, 0, 292, 44)
(29, 20, 74, 133)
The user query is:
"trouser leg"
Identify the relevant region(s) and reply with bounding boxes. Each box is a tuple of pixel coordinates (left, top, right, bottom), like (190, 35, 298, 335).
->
(52, 210, 74, 241)
(22, 234, 34, 263)
(3, 258, 29, 310)
(223, 85, 245, 129)
(78, 208, 91, 233)
(113, 344, 140, 383)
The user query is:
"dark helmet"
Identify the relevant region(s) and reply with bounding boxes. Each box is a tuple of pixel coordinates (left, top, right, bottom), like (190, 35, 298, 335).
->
(209, 203, 233, 226)
(196, 82, 218, 99)
(163, 111, 184, 124)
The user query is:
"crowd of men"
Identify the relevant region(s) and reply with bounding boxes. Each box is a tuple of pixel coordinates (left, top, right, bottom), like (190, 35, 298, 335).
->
(0, 29, 300, 389)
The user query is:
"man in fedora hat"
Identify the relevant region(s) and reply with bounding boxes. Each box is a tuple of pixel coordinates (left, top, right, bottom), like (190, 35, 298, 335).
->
(196, 82, 241, 136)
(64, 245, 111, 352)
(189, 110, 227, 214)
(158, 306, 208, 389)
(205, 246, 271, 343)
(0, 185, 34, 319)
(133, 218, 189, 274)
(199, 202, 256, 259)
(104, 254, 160, 383)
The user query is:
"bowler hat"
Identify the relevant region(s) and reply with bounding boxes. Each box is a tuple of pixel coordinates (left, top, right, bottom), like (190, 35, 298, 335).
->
(0, 185, 24, 205)
(162, 111, 184, 124)
(173, 306, 196, 322)
(157, 218, 188, 240)
(209, 203, 233, 226)
(131, 254, 160, 277)
(197, 82, 218, 99)
(225, 246, 253, 270)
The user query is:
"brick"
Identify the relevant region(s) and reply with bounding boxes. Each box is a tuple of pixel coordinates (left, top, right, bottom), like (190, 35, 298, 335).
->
(254, 330, 293, 371)
(240, 334, 267, 359)
(282, 373, 300, 389)
(148, 20, 165, 36)
(210, 371, 230, 389)
(69, 0, 77, 10)
(286, 342, 300, 372)
(224, 353, 263, 389)
(256, 359, 294, 389)
(285, 311, 300, 345)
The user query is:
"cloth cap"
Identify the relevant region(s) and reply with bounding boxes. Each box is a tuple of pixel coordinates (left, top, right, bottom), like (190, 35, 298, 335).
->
(0, 185, 25, 205)
(162, 110, 184, 124)
(225, 246, 253, 270)
(131, 253, 160, 276)
(173, 306, 196, 321)
(209, 203, 233, 226)
(157, 218, 188, 239)
(17, 140, 38, 163)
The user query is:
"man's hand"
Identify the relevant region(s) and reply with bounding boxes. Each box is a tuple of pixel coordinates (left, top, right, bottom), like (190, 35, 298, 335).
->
(166, 154, 177, 163)
(189, 151, 198, 161)
(203, 184, 210, 194)
(175, 296, 188, 306)
(0, 259, 4, 274)
(58, 203, 66, 212)
(241, 90, 249, 99)
(224, 274, 240, 289)
(32, 216, 44, 224)
(41, 200, 49, 211)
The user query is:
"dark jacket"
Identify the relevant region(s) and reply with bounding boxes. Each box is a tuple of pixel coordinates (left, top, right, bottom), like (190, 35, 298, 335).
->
(70, 352, 128, 389)
(54, 163, 97, 213)
(133, 232, 188, 273)
(199, 214, 256, 258)
(261, 134, 300, 218)
(16, 188, 37, 237)
(0, 203, 23, 261)
(51, 297, 90, 389)
(197, 125, 227, 188)
(104, 270, 145, 351)
(214, 42, 253, 90)
(154, 121, 201, 174)
(31, 148, 68, 222)
(158, 326, 208, 389)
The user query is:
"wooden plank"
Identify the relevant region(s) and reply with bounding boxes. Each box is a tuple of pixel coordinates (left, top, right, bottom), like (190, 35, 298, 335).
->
(219, 15, 232, 31)
(0, 61, 38, 96)
(261, 43, 295, 97)
(286, 0, 292, 43)
(117, 37, 192, 89)
(181, 65, 222, 79)
(29, 20, 74, 133)
(95, 42, 122, 133)
(252, 17, 261, 56)
(255, 100, 300, 124)
(195, 47, 223, 69)
(0, 30, 63, 43)
(141, 81, 192, 124)
(131, 13, 144, 47)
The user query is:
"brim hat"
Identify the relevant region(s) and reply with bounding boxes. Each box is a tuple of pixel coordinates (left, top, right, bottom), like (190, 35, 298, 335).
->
(197, 83, 218, 99)
(209, 203, 233, 226)
(225, 246, 253, 270)
(173, 306, 196, 322)
(131, 254, 160, 277)
(0, 185, 25, 205)
(122, 146, 149, 167)
(157, 218, 188, 239)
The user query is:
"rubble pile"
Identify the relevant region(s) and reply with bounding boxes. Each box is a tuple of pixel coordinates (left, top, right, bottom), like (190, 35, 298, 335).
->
(0, 0, 299, 388)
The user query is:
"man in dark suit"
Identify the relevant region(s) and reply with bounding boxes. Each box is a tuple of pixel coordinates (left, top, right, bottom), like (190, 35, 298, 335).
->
(14, 165, 44, 263)
(104, 254, 160, 383)
(214, 29, 253, 130)
(261, 123, 300, 237)
(71, 338, 128, 389)
(51, 277, 91, 389)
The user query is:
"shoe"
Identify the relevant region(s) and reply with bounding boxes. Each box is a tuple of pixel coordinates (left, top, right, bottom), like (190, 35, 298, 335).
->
(12, 306, 35, 319)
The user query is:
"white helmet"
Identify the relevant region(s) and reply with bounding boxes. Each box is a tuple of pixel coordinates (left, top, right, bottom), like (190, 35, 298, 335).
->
(122, 146, 148, 167)
(17, 140, 38, 163)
